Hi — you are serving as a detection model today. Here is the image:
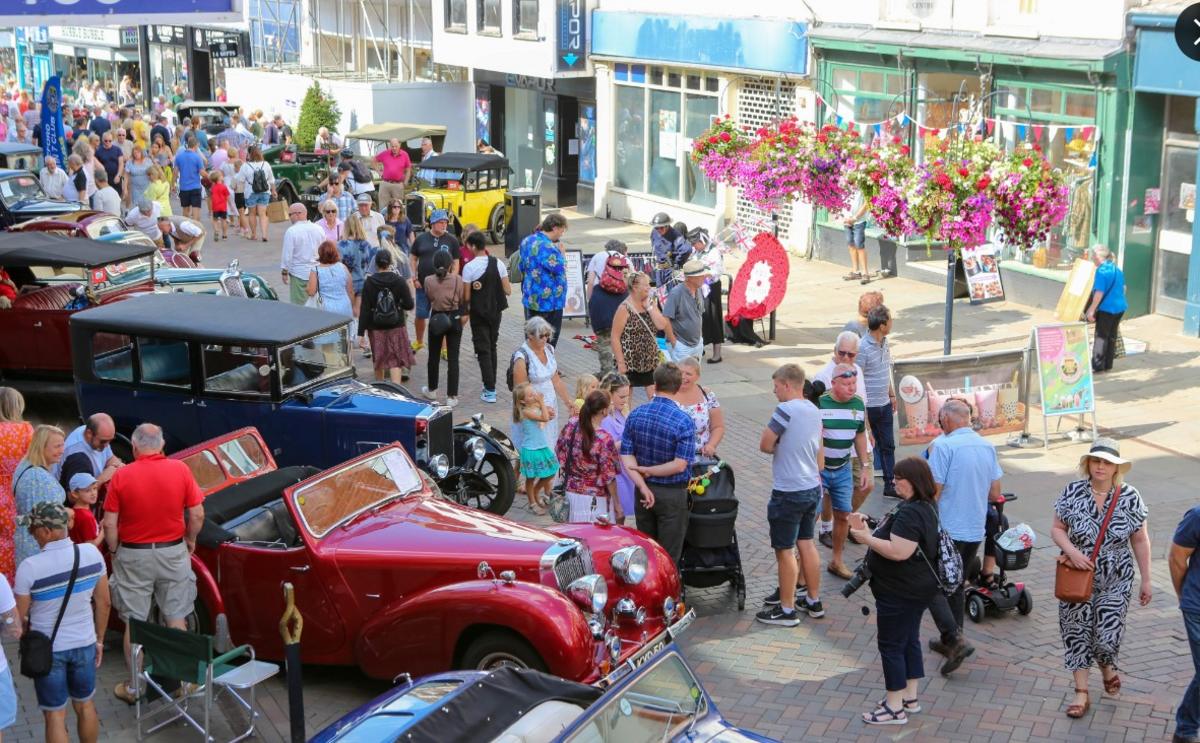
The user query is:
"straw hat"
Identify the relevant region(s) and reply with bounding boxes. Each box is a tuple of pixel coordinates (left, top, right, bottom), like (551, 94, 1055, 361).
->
(682, 259, 708, 277)
(1079, 437, 1131, 474)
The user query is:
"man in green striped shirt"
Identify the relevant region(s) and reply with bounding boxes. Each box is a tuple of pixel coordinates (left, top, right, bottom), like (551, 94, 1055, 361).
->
(820, 363, 871, 580)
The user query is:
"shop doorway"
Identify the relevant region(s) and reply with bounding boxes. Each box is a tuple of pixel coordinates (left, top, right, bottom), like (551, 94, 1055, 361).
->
(1155, 97, 1197, 319)
(191, 50, 213, 100)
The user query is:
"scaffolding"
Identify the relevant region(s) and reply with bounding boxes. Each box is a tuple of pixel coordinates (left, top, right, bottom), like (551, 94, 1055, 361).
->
(251, 0, 463, 82)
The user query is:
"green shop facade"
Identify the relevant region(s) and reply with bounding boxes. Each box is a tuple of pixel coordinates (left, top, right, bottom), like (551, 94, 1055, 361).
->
(807, 27, 1138, 316)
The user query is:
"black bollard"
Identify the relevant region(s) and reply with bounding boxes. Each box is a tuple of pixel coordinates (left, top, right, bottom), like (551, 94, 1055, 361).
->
(279, 583, 305, 743)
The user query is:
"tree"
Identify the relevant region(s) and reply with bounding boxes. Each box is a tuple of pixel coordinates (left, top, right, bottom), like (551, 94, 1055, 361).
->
(294, 81, 340, 151)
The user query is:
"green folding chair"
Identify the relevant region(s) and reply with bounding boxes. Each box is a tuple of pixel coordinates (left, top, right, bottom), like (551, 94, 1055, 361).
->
(129, 619, 279, 742)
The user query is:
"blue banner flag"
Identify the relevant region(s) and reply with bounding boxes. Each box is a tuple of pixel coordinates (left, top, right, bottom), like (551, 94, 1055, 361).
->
(40, 76, 66, 167)
(1064, 127, 1074, 142)
(1016, 124, 1027, 141)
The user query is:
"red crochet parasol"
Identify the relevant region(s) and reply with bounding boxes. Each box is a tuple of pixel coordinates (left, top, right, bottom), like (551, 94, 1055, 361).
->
(726, 231, 789, 325)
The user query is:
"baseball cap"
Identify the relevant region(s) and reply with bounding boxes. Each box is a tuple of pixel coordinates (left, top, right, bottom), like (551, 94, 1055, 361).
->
(355, 193, 373, 204)
(429, 209, 450, 224)
(69, 472, 97, 491)
(22, 502, 70, 531)
(337, 162, 352, 172)
(341, 148, 354, 158)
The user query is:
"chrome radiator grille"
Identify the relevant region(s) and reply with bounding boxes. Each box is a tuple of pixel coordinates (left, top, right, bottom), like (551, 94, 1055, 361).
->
(542, 540, 595, 592)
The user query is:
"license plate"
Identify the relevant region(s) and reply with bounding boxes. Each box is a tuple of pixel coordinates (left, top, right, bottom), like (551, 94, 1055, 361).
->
(667, 608, 695, 638)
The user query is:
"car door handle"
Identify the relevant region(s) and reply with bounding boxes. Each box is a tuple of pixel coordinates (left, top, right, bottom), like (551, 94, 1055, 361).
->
(196, 401, 207, 408)
(181, 399, 194, 406)
(33, 321, 43, 328)
(365, 593, 380, 599)
(290, 565, 310, 572)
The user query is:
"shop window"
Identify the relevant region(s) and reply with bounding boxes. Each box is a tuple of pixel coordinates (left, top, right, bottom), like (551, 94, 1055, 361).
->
(686, 75, 701, 91)
(684, 94, 718, 208)
(615, 85, 645, 191)
(513, 0, 538, 38)
(829, 64, 908, 146)
(477, 0, 501, 34)
(915, 73, 984, 164)
(1168, 96, 1198, 140)
(579, 103, 597, 184)
(649, 90, 681, 201)
(650, 67, 663, 86)
(445, 0, 467, 31)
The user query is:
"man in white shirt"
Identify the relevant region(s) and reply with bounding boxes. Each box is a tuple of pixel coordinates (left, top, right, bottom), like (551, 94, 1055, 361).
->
(281, 202, 325, 304)
(39, 157, 69, 201)
(354, 194, 386, 249)
(90, 170, 122, 216)
(416, 137, 440, 181)
(0, 547, 20, 734)
(52, 412, 122, 488)
(15, 502, 110, 743)
(585, 239, 627, 299)
(125, 200, 162, 244)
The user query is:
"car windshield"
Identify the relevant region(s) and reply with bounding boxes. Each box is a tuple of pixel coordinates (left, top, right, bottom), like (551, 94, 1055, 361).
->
(95, 256, 154, 288)
(278, 327, 353, 393)
(84, 216, 127, 239)
(0, 174, 48, 207)
(416, 168, 468, 189)
(565, 654, 704, 743)
(290, 448, 422, 538)
(182, 432, 272, 491)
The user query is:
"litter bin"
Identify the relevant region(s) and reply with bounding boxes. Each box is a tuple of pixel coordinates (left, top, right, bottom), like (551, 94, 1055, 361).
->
(505, 189, 541, 256)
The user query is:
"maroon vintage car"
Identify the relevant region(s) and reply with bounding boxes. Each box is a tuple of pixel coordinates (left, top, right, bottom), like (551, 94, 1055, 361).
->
(8, 209, 128, 239)
(0, 232, 155, 383)
(168, 427, 686, 683)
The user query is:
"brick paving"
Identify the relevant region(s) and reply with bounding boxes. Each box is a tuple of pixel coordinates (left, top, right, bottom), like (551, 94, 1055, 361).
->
(10, 213, 1197, 741)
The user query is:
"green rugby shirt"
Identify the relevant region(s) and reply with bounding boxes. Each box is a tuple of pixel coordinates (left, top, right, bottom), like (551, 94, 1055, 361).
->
(819, 392, 866, 470)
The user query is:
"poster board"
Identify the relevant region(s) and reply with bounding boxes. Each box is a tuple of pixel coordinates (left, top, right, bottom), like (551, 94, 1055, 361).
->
(962, 245, 1005, 304)
(562, 250, 587, 318)
(1054, 259, 1095, 322)
(1033, 323, 1095, 417)
(892, 349, 1027, 445)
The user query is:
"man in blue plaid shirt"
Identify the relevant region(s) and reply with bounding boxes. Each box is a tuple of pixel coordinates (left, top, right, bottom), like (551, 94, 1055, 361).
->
(621, 363, 696, 562)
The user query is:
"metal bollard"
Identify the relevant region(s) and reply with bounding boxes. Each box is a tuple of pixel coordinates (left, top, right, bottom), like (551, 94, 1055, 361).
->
(279, 582, 305, 743)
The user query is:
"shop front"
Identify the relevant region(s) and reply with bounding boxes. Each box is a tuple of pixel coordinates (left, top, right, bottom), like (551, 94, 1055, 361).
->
(590, 11, 808, 233)
(13, 26, 52, 94)
(48, 26, 139, 97)
(473, 71, 595, 211)
(143, 25, 251, 104)
(1127, 12, 1200, 336)
(808, 27, 1128, 314)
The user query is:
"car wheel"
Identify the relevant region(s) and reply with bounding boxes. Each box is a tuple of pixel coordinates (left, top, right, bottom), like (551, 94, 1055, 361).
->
(487, 205, 505, 245)
(461, 630, 546, 673)
(470, 453, 515, 515)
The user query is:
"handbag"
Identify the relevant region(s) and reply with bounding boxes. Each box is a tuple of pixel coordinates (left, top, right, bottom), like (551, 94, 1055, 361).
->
(598, 253, 630, 294)
(20, 544, 80, 679)
(627, 300, 668, 364)
(915, 502, 964, 597)
(1055, 485, 1119, 604)
(549, 423, 577, 524)
(304, 267, 324, 309)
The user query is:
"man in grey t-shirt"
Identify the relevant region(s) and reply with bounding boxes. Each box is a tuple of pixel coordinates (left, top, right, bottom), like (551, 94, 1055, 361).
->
(757, 363, 826, 626)
(663, 260, 707, 362)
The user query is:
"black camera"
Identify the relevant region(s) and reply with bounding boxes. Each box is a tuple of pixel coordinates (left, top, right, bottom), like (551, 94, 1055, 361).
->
(841, 559, 871, 598)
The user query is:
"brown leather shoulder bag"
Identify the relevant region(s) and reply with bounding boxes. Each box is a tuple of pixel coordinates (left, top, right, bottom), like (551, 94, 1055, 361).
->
(1055, 486, 1119, 604)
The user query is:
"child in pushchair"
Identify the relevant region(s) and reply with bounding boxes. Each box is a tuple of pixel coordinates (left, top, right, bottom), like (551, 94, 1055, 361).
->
(677, 459, 746, 610)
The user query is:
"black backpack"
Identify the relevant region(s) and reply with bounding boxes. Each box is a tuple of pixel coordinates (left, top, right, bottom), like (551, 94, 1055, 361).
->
(250, 164, 270, 194)
(350, 160, 372, 184)
(504, 347, 532, 391)
(372, 285, 401, 328)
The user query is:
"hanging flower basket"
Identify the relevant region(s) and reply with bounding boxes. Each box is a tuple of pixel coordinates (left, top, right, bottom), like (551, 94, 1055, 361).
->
(793, 123, 865, 213)
(908, 137, 999, 250)
(850, 138, 914, 239)
(991, 143, 1070, 252)
(732, 118, 809, 211)
(690, 115, 750, 185)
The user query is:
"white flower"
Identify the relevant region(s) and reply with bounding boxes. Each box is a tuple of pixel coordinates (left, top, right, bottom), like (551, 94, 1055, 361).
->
(745, 260, 773, 306)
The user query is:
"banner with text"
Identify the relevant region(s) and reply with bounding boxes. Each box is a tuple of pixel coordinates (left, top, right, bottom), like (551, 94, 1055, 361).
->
(39, 76, 66, 168)
(892, 348, 1027, 445)
(1034, 323, 1096, 417)
(1, 1, 239, 25)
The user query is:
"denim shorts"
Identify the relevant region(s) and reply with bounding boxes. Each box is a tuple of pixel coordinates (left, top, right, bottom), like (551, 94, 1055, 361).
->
(245, 191, 271, 208)
(415, 287, 431, 319)
(33, 644, 96, 711)
(846, 221, 866, 248)
(0, 666, 15, 728)
(767, 487, 821, 548)
(821, 463, 853, 512)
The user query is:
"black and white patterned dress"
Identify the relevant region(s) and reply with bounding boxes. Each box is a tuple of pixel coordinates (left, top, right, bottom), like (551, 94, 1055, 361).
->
(1054, 479, 1147, 671)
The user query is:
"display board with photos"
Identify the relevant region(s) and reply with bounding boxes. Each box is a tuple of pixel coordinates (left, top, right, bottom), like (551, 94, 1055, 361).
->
(1034, 322, 1095, 417)
(892, 348, 1027, 445)
(962, 244, 1005, 304)
(562, 250, 587, 318)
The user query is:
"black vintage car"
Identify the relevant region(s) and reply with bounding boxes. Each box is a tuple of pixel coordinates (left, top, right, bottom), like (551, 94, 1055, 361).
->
(0, 169, 84, 229)
(70, 293, 517, 514)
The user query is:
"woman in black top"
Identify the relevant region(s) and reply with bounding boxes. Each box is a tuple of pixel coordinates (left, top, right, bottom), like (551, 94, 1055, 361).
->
(848, 456, 941, 727)
(359, 251, 415, 383)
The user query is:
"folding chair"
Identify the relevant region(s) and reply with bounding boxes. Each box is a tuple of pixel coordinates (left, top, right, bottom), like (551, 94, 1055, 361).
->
(129, 619, 279, 742)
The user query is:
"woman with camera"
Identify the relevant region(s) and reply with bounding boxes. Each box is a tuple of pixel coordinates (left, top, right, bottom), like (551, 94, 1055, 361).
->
(848, 456, 942, 726)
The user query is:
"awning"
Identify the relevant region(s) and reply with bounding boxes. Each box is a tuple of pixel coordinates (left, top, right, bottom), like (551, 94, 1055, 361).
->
(808, 25, 1124, 73)
(87, 47, 113, 62)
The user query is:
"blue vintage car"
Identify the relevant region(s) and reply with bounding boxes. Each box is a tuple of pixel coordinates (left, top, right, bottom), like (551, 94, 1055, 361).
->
(310, 616, 779, 743)
(69, 293, 517, 513)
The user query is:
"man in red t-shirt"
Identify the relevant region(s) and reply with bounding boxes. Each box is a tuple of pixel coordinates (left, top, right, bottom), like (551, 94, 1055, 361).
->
(102, 423, 204, 704)
(374, 138, 412, 210)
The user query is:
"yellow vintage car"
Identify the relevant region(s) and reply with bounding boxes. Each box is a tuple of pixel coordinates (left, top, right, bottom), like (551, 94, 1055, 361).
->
(409, 153, 511, 244)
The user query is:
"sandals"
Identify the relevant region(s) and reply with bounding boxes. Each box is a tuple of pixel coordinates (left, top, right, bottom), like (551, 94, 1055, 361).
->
(1103, 673, 1121, 695)
(529, 503, 547, 516)
(842, 271, 862, 281)
(877, 698, 921, 714)
(862, 701, 907, 725)
(1066, 689, 1090, 718)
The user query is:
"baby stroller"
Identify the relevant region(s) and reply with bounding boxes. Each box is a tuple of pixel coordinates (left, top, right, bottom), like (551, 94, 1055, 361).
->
(965, 493, 1033, 622)
(677, 460, 746, 611)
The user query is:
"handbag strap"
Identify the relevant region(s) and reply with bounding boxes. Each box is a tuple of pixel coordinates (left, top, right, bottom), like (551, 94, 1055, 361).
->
(1090, 485, 1121, 563)
(562, 419, 580, 483)
(627, 300, 656, 337)
(49, 545, 80, 646)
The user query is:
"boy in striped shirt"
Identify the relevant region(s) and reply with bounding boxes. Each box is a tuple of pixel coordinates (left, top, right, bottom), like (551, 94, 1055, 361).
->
(819, 363, 871, 580)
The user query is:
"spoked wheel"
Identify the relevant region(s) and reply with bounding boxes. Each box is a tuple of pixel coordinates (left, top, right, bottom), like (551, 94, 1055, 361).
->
(445, 454, 515, 515)
(966, 594, 986, 623)
(461, 631, 546, 673)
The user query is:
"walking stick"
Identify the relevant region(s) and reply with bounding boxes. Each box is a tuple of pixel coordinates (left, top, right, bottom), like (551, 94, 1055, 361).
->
(279, 582, 305, 743)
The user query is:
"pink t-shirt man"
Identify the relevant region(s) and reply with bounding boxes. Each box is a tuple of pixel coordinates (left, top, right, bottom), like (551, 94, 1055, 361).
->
(375, 148, 412, 183)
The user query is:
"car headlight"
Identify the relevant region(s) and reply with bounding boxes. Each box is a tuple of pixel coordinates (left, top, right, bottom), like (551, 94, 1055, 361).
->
(566, 574, 608, 615)
(249, 283, 262, 298)
(607, 634, 622, 664)
(464, 436, 486, 462)
(663, 596, 677, 621)
(430, 453, 450, 480)
(610, 546, 648, 586)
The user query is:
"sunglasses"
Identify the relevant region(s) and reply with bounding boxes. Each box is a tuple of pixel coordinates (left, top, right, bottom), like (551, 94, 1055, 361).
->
(834, 369, 858, 379)
(323, 209, 337, 214)
(835, 349, 858, 358)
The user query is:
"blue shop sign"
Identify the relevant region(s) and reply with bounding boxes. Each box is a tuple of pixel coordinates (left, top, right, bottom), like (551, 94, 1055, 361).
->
(1133, 26, 1200, 94)
(592, 11, 808, 76)
(1, 0, 237, 24)
(557, 0, 588, 73)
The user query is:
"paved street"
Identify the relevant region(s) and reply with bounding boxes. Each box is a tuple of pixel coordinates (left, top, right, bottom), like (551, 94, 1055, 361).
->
(16, 209, 1200, 742)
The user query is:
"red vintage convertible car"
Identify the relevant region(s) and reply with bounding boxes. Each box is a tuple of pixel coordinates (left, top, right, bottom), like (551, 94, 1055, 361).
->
(166, 427, 686, 682)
